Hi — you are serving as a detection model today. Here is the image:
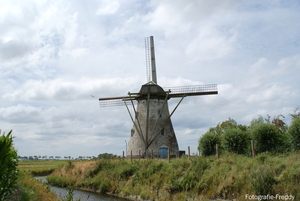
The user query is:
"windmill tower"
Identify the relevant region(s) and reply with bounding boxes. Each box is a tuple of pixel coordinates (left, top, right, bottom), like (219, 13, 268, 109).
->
(99, 36, 218, 158)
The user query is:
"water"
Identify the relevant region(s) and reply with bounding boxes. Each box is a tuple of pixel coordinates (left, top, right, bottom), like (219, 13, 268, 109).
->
(35, 177, 129, 201)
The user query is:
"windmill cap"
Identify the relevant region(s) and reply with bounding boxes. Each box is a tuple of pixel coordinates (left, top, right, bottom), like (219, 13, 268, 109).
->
(138, 82, 167, 100)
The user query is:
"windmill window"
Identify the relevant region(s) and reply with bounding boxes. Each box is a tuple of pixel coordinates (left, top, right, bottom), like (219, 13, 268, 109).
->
(131, 129, 135, 137)
(158, 110, 162, 118)
(161, 128, 164, 136)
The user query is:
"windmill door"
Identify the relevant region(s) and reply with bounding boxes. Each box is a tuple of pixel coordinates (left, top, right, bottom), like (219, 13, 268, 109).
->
(159, 148, 168, 159)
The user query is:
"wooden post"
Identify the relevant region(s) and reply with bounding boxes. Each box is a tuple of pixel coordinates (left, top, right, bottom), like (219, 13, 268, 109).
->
(216, 144, 219, 159)
(139, 150, 141, 159)
(151, 149, 154, 159)
(130, 150, 132, 162)
(251, 140, 256, 158)
(188, 146, 190, 160)
(168, 148, 170, 163)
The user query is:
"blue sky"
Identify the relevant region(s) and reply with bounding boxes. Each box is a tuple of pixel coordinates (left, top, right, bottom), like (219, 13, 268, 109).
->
(0, 0, 299, 158)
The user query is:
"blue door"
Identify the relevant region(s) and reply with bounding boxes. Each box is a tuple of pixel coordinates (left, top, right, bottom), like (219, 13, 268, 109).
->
(159, 148, 168, 159)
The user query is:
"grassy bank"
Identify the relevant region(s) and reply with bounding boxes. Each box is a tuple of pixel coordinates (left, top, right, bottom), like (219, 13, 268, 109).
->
(8, 160, 69, 201)
(47, 152, 300, 201)
(8, 171, 59, 201)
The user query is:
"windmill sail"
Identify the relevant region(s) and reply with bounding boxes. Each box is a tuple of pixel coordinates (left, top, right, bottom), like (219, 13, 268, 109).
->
(145, 36, 157, 84)
(165, 84, 218, 98)
(99, 84, 218, 107)
(99, 95, 137, 107)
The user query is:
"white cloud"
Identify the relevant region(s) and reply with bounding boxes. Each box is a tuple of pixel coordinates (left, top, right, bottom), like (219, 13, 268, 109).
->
(2, 77, 141, 102)
(271, 54, 300, 77)
(147, 0, 238, 36)
(0, 0, 299, 157)
(0, 104, 44, 124)
(96, 0, 120, 15)
(249, 57, 268, 74)
(0, 39, 31, 60)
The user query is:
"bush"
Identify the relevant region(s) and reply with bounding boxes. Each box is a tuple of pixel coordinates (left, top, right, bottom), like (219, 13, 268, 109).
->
(223, 128, 250, 155)
(0, 130, 18, 200)
(249, 165, 276, 196)
(288, 118, 300, 150)
(198, 132, 219, 156)
(251, 123, 282, 154)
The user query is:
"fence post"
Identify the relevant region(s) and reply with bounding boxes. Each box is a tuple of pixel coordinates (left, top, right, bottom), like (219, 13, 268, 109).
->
(139, 150, 141, 159)
(123, 151, 124, 159)
(168, 148, 170, 163)
(188, 146, 190, 160)
(251, 140, 256, 158)
(130, 150, 132, 162)
(151, 149, 154, 159)
(216, 144, 219, 159)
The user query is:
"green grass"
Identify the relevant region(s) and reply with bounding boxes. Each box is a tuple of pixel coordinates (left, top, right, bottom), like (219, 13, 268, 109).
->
(46, 153, 300, 201)
(18, 160, 69, 176)
(9, 160, 70, 200)
(11, 170, 60, 201)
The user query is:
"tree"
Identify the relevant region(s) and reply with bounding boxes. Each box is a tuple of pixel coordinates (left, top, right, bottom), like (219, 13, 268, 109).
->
(265, 114, 287, 134)
(222, 128, 250, 155)
(198, 132, 219, 156)
(289, 107, 300, 120)
(288, 117, 300, 150)
(251, 123, 283, 153)
(0, 130, 18, 200)
(248, 116, 264, 132)
(98, 153, 117, 159)
(208, 118, 247, 135)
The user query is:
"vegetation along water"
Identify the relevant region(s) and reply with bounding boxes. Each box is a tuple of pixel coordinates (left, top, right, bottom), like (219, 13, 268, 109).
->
(2, 109, 300, 200)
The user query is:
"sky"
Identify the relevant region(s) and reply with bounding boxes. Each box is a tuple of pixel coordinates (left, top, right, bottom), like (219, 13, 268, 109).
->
(1, 0, 299, 158)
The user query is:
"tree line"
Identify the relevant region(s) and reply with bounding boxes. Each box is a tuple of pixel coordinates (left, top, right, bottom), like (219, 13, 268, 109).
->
(198, 108, 300, 156)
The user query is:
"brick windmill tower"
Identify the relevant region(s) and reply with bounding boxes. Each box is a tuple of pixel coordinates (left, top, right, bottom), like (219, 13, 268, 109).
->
(99, 36, 218, 158)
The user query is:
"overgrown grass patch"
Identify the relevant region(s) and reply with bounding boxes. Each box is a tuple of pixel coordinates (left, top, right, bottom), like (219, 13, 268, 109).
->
(46, 153, 300, 200)
(15, 171, 59, 201)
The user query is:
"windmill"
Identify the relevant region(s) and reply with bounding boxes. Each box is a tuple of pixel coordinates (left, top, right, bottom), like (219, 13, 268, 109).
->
(99, 36, 218, 158)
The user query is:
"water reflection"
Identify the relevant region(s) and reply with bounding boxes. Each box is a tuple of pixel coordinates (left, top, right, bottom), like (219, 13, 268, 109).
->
(35, 177, 128, 201)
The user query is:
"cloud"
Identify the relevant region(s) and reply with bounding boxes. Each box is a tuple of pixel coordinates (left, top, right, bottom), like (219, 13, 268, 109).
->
(271, 54, 300, 78)
(0, 104, 43, 124)
(147, 0, 238, 36)
(96, 0, 120, 15)
(2, 77, 141, 102)
(0, 39, 31, 60)
(0, 0, 299, 157)
(249, 57, 268, 74)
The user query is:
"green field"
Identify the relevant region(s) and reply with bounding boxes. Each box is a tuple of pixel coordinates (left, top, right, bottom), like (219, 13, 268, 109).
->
(18, 160, 69, 175)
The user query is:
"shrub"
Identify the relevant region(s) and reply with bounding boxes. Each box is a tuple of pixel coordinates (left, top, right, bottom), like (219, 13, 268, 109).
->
(251, 123, 282, 154)
(198, 132, 219, 156)
(223, 128, 250, 155)
(288, 118, 300, 150)
(249, 165, 276, 196)
(0, 130, 18, 200)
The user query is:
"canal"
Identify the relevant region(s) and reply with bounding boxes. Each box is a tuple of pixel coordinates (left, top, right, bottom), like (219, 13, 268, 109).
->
(35, 177, 130, 201)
